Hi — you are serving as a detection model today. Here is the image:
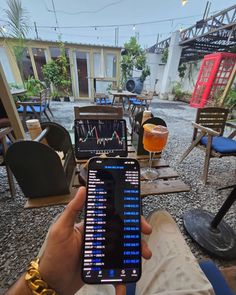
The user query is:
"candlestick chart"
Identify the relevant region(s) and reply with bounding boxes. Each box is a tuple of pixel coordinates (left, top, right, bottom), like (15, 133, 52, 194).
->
(75, 119, 127, 158)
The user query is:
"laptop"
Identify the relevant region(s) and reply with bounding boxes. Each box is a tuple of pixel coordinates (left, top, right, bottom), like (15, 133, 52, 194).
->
(74, 119, 128, 159)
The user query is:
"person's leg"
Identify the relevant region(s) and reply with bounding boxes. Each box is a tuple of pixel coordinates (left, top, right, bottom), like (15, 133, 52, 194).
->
(136, 210, 215, 295)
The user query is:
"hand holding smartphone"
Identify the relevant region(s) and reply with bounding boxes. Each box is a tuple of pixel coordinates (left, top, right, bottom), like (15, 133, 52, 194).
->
(81, 157, 141, 284)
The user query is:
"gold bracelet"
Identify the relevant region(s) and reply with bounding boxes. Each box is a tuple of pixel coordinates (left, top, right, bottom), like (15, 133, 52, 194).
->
(25, 258, 57, 295)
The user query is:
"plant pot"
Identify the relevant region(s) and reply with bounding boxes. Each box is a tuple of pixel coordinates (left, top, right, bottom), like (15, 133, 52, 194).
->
(52, 96, 61, 101)
(159, 93, 168, 100)
(64, 96, 70, 102)
(168, 94, 175, 101)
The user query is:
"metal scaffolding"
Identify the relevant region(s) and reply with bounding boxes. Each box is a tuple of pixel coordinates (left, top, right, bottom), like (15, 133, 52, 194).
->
(148, 5, 236, 63)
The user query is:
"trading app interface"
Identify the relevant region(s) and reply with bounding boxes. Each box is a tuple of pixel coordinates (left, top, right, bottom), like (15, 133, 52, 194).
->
(74, 119, 127, 159)
(82, 158, 141, 283)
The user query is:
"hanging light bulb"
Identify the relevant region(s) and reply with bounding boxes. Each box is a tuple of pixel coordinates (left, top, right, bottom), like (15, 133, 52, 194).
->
(1, 26, 7, 33)
(132, 24, 136, 31)
(182, 0, 188, 5)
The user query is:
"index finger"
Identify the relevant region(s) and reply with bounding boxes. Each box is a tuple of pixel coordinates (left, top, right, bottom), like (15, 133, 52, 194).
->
(115, 284, 126, 295)
(141, 216, 152, 235)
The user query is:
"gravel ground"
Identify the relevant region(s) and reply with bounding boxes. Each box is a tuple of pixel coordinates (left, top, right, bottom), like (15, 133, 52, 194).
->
(0, 97, 236, 292)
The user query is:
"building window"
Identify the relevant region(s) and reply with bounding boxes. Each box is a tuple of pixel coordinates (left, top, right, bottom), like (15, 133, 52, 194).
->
(32, 48, 47, 81)
(105, 53, 117, 78)
(49, 47, 61, 60)
(75, 51, 89, 97)
(0, 47, 15, 83)
(14, 47, 34, 81)
(93, 53, 101, 77)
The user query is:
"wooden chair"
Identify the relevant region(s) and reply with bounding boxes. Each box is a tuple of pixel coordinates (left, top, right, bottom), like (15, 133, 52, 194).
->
(129, 91, 154, 114)
(6, 122, 76, 207)
(17, 89, 52, 129)
(128, 91, 154, 127)
(0, 127, 15, 197)
(74, 105, 123, 120)
(179, 107, 236, 184)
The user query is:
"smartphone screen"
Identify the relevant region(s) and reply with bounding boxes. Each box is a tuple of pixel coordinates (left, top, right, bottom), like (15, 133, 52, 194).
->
(82, 157, 141, 284)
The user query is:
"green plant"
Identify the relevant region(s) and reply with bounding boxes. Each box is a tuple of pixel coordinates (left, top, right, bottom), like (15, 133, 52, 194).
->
(4, 0, 30, 79)
(120, 37, 150, 86)
(24, 76, 44, 97)
(42, 45, 71, 97)
(224, 89, 236, 109)
(178, 63, 187, 79)
(161, 48, 168, 64)
(171, 81, 185, 99)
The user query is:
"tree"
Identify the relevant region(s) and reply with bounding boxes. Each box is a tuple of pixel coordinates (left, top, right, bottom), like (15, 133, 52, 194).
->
(4, 0, 30, 79)
(120, 37, 150, 86)
(42, 43, 71, 98)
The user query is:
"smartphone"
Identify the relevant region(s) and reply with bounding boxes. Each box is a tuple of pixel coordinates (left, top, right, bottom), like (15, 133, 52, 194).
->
(81, 157, 141, 284)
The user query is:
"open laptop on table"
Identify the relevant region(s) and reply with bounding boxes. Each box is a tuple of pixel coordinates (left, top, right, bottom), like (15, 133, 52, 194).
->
(74, 119, 128, 160)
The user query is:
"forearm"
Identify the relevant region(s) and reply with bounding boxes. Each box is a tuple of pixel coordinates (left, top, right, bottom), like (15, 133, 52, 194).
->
(5, 273, 31, 295)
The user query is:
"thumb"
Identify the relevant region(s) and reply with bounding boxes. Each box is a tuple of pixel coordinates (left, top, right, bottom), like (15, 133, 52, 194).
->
(57, 186, 86, 228)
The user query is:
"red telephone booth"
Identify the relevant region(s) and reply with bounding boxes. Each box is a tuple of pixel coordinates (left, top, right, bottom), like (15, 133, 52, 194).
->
(190, 52, 236, 108)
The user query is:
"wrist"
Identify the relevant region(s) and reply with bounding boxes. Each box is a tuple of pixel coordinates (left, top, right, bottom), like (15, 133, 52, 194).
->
(6, 274, 32, 295)
(25, 258, 58, 295)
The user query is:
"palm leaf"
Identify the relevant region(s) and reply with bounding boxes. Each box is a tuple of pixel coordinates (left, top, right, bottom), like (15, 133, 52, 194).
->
(5, 0, 30, 39)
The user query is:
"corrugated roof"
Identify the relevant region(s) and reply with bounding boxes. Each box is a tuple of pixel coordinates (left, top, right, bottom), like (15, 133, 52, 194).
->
(0, 37, 122, 49)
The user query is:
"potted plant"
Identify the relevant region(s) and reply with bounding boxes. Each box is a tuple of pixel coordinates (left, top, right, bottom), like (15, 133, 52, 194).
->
(120, 37, 150, 90)
(23, 76, 45, 98)
(42, 45, 71, 101)
(170, 81, 185, 101)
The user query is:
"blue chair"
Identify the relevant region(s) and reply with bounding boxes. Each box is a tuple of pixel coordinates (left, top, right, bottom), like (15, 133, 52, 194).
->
(94, 92, 112, 105)
(126, 261, 234, 295)
(199, 260, 235, 295)
(17, 89, 51, 129)
(180, 107, 236, 184)
(129, 91, 154, 116)
(96, 97, 112, 105)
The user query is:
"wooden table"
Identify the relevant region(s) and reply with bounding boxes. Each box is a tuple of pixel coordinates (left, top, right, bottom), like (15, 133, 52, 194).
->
(109, 90, 137, 109)
(11, 88, 27, 97)
(25, 143, 190, 208)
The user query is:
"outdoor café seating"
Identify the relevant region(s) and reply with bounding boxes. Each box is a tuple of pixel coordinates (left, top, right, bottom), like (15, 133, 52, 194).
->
(5, 122, 76, 207)
(16, 88, 52, 129)
(180, 107, 236, 183)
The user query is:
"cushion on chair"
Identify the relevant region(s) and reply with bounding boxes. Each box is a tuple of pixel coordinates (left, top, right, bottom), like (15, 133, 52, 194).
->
(132, 99, 146, 106)
(96, 98, 112, 105)
(17, 105, 45, 113)
(200, 136, 236, 154)
(199, 260, 234, 295)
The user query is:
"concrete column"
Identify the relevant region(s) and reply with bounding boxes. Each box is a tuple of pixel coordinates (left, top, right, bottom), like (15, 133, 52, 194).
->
(159, 31, 182, 99)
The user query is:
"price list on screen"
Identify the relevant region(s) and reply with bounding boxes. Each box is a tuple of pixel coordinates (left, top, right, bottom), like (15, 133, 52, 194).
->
(83, 160, 141, 282)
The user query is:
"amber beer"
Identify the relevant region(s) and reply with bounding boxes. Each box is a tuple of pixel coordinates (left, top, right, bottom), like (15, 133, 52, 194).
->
(143, 124, 168, 152)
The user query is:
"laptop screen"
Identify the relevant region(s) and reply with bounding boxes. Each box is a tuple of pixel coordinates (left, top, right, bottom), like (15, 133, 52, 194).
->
(74, 119, 128, 159)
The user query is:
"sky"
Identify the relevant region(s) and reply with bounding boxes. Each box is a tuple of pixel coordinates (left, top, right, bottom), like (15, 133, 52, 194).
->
(0, 0, 236, 48)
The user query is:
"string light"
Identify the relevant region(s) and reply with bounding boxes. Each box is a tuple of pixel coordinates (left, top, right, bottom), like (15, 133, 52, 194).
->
(1, 26, 7, 32)
(182, 0, 188, 6)
(132, 24, 136, 31)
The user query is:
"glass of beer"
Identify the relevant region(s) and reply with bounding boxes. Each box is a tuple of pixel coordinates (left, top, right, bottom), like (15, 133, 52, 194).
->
(141, 123, 169, 180)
